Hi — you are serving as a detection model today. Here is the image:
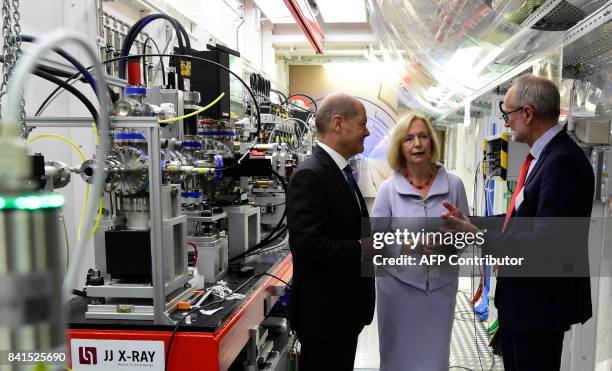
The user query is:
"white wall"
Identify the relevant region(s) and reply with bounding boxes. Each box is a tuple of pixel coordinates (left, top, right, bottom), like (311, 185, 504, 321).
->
(18, 0, 99, 289)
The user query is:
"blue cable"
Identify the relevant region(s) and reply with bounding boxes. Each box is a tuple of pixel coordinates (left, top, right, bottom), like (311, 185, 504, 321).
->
(213, 154, 223, 182)
(484, 178, 495, 216)
(482, 178, 489, 216)
(22, 35, 97, 94)
(489, 180, 492, 215)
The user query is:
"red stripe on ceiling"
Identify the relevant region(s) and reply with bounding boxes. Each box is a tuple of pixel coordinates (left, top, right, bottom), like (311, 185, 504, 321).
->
(283, 0, 324, 54)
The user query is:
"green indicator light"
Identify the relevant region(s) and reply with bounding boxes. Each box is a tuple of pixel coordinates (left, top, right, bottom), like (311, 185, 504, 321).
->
(45, 194, 65, 208)
(16, 195, 42, 210)
(0, 194, 65, 211)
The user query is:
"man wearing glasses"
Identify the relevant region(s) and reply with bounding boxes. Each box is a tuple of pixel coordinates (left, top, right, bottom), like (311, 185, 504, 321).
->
(442, 75, 594, 370)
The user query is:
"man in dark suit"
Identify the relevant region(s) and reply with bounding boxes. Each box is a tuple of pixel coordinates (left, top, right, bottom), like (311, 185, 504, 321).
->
(286, 93, 374, 370)
(442, 75, 594, 370)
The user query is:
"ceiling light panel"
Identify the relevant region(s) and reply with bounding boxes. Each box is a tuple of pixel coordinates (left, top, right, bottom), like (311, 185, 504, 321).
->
(253, 0, 295, 23)
(316, 0, 368, 23)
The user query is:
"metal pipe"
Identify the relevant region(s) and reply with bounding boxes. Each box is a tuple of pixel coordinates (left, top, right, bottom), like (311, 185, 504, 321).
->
(147, 123, 167, 324)
(236, 14, 245, 52)
(221, 0, 242, 17)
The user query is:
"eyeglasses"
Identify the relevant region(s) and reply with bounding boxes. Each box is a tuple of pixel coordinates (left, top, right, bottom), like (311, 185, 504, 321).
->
(499, 101, 525, 123)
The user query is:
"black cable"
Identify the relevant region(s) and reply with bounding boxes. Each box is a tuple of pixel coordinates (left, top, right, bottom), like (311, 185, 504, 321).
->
(45, 53, 261, 139)
(35, 64, 81, 79)
(120, 15, 190, 90)
(270, 88, 287, 103)
(473, 152, 494, 216)
(164, 274, 262, 371)
(142, 36, 167, 87)
(286, 93, 318, 112)
(71, 289, 87, 297)
(21, 35, 98, 93)
(289, 117, 311, 150)
(263, 225, 288, 245)
(164, 306, 207, 371)
(262, 272, 291, 288)
(244, 245, 289, 259)
(211, 191, 245, 206)
(32, 68, 99, 122)
(243, 227, 288, 258)
(468, 249, 497, 371)
(35, 75, 81, 116)
(507, 180, 515, 194)
(35, 72, 117, 116)
(454, 310, 478, 322)
(484, 178, 489, 217)
(209, 154, 252, 173)
(229, 169, 287, 262)
(229, 221, 287, 261)
(230, 220, 287, 262)
(0, 56, 91, 114)
(119, 15, 190, 80)
(270, 168, 287, 191)
(474, 289, 485, 371)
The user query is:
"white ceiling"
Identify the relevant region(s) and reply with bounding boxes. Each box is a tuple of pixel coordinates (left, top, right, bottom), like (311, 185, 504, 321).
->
(316, 0, 368, 23)
(254, 0, 376, 62)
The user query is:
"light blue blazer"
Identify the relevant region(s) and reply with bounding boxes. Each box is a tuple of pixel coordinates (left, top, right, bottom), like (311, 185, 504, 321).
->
(372, 163, 470, 291)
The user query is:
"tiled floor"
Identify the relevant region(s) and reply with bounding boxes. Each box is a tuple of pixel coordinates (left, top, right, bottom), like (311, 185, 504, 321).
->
(448, 291, 504, 371)
(354, 289, 504, 370)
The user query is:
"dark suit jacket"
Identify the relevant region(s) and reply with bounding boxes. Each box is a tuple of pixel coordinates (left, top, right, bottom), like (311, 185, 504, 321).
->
(493, 129, 594, 333)
(286, 145, 375, 339)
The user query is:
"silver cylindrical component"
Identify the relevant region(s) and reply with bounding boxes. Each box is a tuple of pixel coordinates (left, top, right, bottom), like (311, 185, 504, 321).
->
(118, 196, 150, 230)
(114, 98, 155, 117)
(44, 161, 71, 189)
(254, 143, 276, 152)
(0, 193, 65, 368)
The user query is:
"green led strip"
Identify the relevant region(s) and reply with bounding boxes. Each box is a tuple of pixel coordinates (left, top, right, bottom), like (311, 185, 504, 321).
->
(0, 194, 65, 211)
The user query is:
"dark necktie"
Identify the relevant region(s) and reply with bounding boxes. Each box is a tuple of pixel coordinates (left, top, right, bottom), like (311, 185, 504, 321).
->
(343, 165, 357, 195)
(343, 165, 362, 212)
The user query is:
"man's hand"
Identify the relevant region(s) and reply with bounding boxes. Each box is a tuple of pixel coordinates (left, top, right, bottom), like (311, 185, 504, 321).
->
(441, 200, 480, 234)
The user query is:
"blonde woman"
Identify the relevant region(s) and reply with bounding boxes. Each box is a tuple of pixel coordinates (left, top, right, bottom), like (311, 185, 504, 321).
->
(372, 113, 469, 370)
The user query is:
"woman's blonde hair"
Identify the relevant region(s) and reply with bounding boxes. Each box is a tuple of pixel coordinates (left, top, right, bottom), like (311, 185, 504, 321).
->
(387, 113, 440, 171)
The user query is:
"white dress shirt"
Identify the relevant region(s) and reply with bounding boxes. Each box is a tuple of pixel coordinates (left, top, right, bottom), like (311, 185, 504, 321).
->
(317, 142, 349, 180)
(317, 142, 361, 209)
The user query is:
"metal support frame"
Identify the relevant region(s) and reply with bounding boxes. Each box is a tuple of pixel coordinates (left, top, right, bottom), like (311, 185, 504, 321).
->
(26, 116, 175, 325)
(563, 1, 612, 45)
(436, 1, 612, 123)
(521, 0, 568, 29)
(144, 121, 167, 324)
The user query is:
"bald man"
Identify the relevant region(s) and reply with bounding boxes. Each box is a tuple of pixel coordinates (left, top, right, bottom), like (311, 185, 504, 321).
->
(287, 93, 374, 370)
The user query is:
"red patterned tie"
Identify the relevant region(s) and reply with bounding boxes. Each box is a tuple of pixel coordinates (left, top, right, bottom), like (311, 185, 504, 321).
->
(502, 152, 535, 232)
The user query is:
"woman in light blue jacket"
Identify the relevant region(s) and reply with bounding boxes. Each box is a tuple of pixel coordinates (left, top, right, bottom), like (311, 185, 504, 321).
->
(373, 113, 469, 371)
